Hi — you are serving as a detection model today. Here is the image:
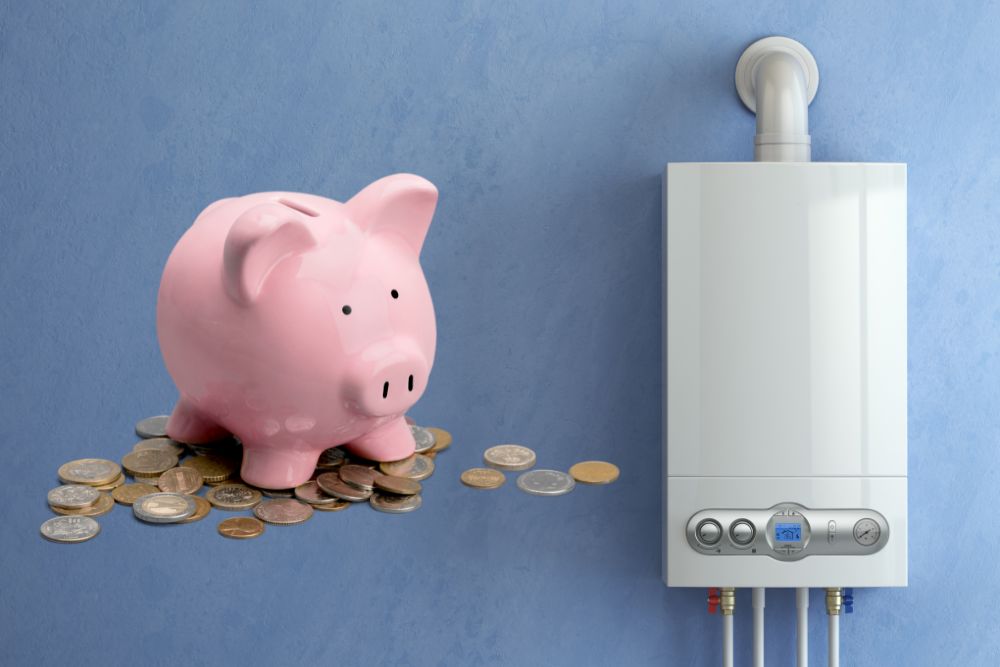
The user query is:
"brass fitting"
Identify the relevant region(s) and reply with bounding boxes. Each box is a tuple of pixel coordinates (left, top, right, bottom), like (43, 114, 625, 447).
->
(720, 587, 736, 616)
(825, 587, 842, 616)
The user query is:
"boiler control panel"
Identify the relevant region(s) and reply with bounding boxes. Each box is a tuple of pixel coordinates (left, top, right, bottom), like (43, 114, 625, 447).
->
(686, 502, 889, 561)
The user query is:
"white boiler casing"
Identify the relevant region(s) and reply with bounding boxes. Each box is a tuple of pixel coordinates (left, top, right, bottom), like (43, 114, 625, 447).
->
(663, 162, 908, 588)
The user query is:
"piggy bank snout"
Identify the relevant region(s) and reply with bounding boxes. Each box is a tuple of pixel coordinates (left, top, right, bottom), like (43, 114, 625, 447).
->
(345, 338, 429, 417)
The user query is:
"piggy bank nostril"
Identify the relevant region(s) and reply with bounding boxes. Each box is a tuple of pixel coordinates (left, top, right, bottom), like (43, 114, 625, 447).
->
(408, 375, 414, 392)
(382, 381, 389, 399)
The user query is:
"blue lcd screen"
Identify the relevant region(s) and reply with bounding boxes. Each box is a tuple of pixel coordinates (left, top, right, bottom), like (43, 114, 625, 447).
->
(775, 523, 801, 542)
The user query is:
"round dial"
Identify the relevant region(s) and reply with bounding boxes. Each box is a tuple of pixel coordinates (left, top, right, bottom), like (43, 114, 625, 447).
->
(853, 518, 881, 546)
(696, 519, 722, 546)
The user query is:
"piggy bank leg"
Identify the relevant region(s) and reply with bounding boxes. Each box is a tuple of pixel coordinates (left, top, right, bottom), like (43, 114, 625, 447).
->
(240, 446, 320, 490)
(345, 416, 415, 462)
(166, 398, 230, 444)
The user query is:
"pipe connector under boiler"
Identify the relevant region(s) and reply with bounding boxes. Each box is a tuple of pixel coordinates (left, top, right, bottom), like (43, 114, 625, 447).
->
(720, 587, 736, 616)
(735, 36, 819, 162)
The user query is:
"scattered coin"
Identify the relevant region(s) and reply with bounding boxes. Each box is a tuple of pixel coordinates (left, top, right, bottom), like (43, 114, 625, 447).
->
(315, 447, 347, 469)
(133, 437, 186, 458)
(58, 458, 122, 486)
(313, 499, 351, 512)
(484, 444, 536, 471)
(410, 425, 436, 453)
(316, 472, 372, 502)
(111, 483, 160, 506)
(180, 454, 237, 483)
(253, 499, 314, 525)
(568, 461, 620, 485)
(50, 493, 114, 517)
(47, 484, 100, 510)
(157, 467, 204, 494)
(135, 415, 170, 439)
(516, 469, 576, 496)
(133, 492, 197, 523)
(379, 454, 435, 481)
(122, 450, 178, 478)
(205, 484, 262, 510)
(218, 516, 265, 539)
(339, 464, 380, 491)
(374, 475, 421, 496)
(91, 474, 126, 491)
(179, 495, 212, 524)
(294, 481, 341, 506)
(370, 493, 422, 514)
(460, 468, 506, 489)
(427, 427, 452, 452)
(40, 516, 100, 543)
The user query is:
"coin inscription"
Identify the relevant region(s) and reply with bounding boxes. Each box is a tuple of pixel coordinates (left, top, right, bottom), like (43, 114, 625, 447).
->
(40, 516, 101, 543)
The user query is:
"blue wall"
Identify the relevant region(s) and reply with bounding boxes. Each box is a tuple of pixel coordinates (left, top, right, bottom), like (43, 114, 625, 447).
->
(2, 2, 998, 665)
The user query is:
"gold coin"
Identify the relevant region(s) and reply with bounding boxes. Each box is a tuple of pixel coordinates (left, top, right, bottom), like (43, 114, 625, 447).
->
(57, 458, 122, 486)
(157, 467, 204, 494)
(205, 484, 262, 510)
(460, 467, 506, 489)
(427, 427, 452, 452)
(218, 517, 265, 539)
(179, 495, 212, 523)
(568, 460, 620, 485)
(180, 455, 237, 483)
(91, 473, 126, 491)
(50, 493, 114, 517)
(121, 449, 178, 477)
(379, 454, 434, 480)
(112, 483, 160, 506)
(312, 499, 351, 512)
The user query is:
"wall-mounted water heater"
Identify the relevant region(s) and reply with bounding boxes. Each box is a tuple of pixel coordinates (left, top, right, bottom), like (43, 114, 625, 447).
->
(663, 37, 907, 667)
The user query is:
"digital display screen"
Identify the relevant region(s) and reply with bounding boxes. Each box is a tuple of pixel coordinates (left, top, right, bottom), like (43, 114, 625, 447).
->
(775, 523, 801, 542)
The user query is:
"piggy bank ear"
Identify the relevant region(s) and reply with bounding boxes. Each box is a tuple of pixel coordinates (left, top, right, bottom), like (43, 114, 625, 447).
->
(344, 173, 438, 254)
(223, 202, 317, 305)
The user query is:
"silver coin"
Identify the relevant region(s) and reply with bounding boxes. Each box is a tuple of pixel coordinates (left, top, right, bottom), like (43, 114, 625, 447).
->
(132, 437, 186, 458)
(135, 415, 170, 438)
(315, 447, 347, 469)
(484, 444, 536, 471)
(409, 425, 436, 453)
(40, 516, 100, 543)
(369, 492, 422, 514)
(293, 481, 340, 506)
(132, 492, 197, 523)
(47, 484, 101, 509)
(316, 472, 372, 502)
(516, 469, 576, 496)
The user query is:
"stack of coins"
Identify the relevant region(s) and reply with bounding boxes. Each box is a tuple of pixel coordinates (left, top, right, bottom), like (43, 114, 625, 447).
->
(41, 415, 454, 542)
(461, 444, 619, 497)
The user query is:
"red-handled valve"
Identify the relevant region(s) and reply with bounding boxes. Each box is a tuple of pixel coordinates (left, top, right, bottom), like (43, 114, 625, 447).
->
(707, 587, 721, 614)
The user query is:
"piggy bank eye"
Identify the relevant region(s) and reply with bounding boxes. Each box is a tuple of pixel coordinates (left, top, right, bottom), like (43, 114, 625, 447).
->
(341, 305, 352, 315)
(390, 289, 399, 299)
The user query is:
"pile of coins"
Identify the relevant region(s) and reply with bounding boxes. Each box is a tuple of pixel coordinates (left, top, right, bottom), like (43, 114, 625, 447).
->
(40, 415, 454, 543)
(460, 444, 619, 495)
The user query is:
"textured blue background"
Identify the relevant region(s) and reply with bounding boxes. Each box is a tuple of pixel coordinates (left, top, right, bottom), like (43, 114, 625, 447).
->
(2, 2, 998, 665)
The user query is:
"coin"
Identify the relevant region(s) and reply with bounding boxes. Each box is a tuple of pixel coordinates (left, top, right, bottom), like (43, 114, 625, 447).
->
(339, 464, 380, 491)
(427, 427, 452, 452)
(369, 492, 422, 514)
(312, 499, 351, 512)
(57, 458, 122, 486)
(47, 484, 100, 509)
(40, 516, 100, 543)
(185, 439, 241, 458)
(257, 487, 294, 498)
(111, 483, 159, 505)
(516, 469, 576, 496)
(315, 447, 347, 469)
(410, 425, 436, 453)
(373, 475, 421, 496)
(460, 468, 506, 489)
(253, 499, 314, 525)
(568, 461, 620, 485)
(50, 493, 114, 517)
(379, 454, 434, 481)
(133, 437, 185, 458)
(132, 492, 197, 523)
(218, 517, 265, 539)
(135, 415, 170, 438)
(484, 444, 536, 471)
(316, 472, 372, 502)
(293, 481, 341, 506)
(91, 473, 126, 491)
(157, 467, 204, 494)
(122, 450, 178, 477)
(179, 495, 212, 523)
(180, 455, 237, 483)
(205, 484, 262, 510)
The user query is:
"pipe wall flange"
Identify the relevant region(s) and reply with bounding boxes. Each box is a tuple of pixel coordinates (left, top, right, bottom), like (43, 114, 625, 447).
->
(735, 36, 819, 113)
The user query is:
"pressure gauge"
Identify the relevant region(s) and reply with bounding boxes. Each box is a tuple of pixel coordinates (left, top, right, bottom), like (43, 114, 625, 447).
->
(853, 518, 881, 546)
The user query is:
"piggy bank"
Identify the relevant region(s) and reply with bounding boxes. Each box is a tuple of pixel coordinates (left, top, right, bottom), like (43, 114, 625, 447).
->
(156, 174, 438, 489)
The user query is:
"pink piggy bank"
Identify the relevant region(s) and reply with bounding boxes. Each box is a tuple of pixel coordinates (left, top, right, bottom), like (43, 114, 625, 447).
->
(156, 174, 438, 489)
